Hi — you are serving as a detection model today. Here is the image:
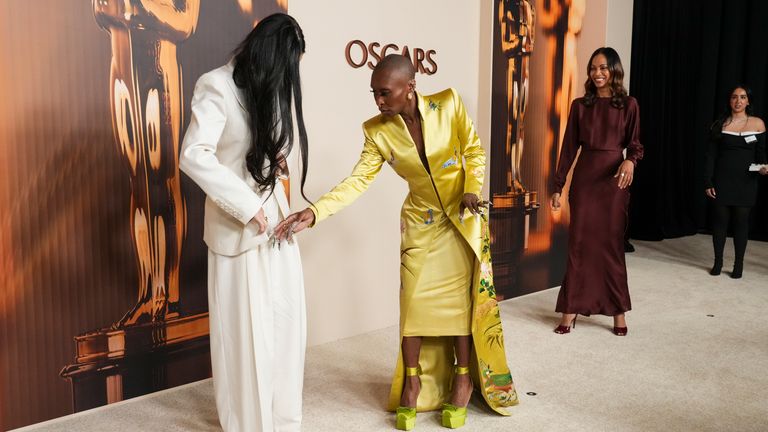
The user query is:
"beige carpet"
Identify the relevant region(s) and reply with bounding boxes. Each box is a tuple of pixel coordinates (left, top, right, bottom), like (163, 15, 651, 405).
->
(14, 234, 768, 432)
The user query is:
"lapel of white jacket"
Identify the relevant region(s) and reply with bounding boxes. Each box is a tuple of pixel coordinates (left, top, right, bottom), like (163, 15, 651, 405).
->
(223, 60, 248, 112)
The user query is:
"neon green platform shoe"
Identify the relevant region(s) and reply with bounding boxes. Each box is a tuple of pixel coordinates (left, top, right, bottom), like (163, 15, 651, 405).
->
(395, 366, 422, 430)
(441, 366, 470, 429)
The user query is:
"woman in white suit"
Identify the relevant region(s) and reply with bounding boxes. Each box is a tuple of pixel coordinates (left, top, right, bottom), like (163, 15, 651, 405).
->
(179, 13, 309, 432)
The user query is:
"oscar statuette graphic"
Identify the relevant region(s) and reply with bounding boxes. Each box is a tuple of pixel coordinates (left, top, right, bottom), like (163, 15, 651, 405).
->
(490, 0, 540, 297)
(60, 0, 210, 411)
(541, 0, 585, 186)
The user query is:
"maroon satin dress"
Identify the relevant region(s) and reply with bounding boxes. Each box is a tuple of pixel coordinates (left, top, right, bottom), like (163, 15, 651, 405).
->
(553, 96, 644, 316)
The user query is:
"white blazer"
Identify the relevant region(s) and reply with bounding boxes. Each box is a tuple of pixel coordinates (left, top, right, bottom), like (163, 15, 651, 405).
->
(180, 62, 291, 256)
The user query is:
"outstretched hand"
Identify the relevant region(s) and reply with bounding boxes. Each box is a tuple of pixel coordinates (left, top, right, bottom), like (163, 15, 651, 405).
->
(273, 208, 315, 241)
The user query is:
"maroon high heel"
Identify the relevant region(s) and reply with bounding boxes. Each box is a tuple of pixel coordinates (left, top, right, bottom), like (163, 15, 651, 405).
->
(554, 315, 577, 334)
(612, 326, 628, 336)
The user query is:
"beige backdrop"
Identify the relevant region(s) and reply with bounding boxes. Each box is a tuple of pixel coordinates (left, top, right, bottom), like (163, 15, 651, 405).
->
(290, 0, 489, 346)
(290, 0, 633, 346)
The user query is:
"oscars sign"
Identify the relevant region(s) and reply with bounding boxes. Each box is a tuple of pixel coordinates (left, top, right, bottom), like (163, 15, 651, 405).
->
(345, 40, 438, 75)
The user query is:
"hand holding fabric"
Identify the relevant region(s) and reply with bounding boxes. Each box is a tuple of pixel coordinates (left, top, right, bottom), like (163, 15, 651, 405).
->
(250, 208, 267, 234)
(460, 193, 482, 215)
(459, 193, 491, 219)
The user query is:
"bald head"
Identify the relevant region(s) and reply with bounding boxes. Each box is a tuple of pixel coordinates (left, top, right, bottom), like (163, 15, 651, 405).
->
(370, 55, 417, 118)
(373, 54, 416, 80)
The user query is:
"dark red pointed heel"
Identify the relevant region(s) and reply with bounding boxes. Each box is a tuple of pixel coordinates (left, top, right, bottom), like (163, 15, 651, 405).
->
(612, 326, 628, 336)
(554, 315, 577, 334)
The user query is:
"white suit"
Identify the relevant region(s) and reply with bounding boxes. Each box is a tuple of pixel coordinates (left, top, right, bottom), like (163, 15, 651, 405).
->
(180, 61, 306, 432)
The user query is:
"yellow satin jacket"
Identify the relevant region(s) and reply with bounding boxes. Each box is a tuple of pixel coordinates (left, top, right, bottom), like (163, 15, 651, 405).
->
(311, 88, 484, 259)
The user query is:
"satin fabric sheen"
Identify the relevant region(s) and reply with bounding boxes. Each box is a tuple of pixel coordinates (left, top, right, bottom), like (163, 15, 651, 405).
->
(311, 89, 518, 414)
(553, 97, 644, 316)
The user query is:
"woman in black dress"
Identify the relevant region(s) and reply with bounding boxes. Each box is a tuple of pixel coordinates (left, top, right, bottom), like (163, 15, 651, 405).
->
(705, 85, 767, 279)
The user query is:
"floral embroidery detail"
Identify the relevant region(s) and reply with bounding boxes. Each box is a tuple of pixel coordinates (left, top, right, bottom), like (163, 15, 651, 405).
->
(478, 215, 495, 299)
(484, 320, 503, 348)
(479, 277, 495, 298)
(423, 209, 434, 225)
(480, 360, 518, 407)
(441, 147, 460, 169)
(428, 99, 441, 111)
(480, 262, 494, 280)
(400, 218, 406, 234)
(475, 297, 498, 320)
(471, 215, 518, 412)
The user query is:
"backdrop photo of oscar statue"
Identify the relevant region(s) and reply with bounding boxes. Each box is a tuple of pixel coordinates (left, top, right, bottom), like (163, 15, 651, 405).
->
(489, 0, 586, 299)
(0, 1, 285, 429)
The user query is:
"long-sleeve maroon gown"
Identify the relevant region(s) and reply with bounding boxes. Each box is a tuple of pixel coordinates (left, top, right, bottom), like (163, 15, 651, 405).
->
(553, 96, 644, 316)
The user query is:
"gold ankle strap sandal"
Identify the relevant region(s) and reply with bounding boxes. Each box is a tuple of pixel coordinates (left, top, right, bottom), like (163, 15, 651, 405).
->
(396, 365, 422, 430)
(442, 366, 471, 429)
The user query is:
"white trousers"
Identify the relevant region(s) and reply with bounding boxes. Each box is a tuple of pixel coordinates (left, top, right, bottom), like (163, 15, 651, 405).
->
(207, 232, 306, 431)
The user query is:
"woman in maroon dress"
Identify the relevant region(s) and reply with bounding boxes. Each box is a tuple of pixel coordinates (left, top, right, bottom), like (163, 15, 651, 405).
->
(550, 47, 643, 336)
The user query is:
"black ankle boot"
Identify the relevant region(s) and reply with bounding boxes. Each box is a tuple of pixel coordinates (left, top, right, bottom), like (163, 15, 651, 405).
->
(731, 261, 743, 279)
(710, 258, 723, 276)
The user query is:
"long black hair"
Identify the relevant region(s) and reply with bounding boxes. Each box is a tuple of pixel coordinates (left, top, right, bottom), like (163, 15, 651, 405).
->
(232, 13, 309, 202)
(582, 47, 628, 109)
(709, 85, 755, 139)
(716, 85, 754, 126)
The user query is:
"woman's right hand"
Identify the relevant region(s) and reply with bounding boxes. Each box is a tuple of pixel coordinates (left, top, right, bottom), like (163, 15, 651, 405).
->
(250, 208, 268, 234)
(705, 188, 717, 199)
(550, 192, 561, 210)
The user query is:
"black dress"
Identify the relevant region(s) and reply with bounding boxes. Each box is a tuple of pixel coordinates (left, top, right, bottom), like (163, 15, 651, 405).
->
(706, 131, 767, 207)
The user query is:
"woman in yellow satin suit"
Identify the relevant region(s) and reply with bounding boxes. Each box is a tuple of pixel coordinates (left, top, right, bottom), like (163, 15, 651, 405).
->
(276, 54, 518, 429)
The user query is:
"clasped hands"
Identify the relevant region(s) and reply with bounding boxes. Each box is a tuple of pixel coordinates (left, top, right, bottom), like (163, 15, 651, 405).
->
(272, 208, 315, 242)
(268, 194, 489, 243)
(247, 206, 313, 246)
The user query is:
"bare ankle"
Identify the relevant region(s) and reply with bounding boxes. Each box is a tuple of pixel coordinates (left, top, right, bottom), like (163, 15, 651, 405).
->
(613, 314, 626, 327)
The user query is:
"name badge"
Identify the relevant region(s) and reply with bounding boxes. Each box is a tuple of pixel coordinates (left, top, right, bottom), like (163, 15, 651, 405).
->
(745, 135, 757, 143)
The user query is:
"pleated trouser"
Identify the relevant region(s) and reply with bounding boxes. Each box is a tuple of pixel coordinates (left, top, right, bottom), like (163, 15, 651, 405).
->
(207, 235, 306, 431)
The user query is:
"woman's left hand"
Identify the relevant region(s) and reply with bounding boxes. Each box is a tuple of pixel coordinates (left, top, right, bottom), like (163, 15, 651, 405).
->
(460, 193, 481, 215)
(614, 160, 635, 189)
(460, 193, 490, 216)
